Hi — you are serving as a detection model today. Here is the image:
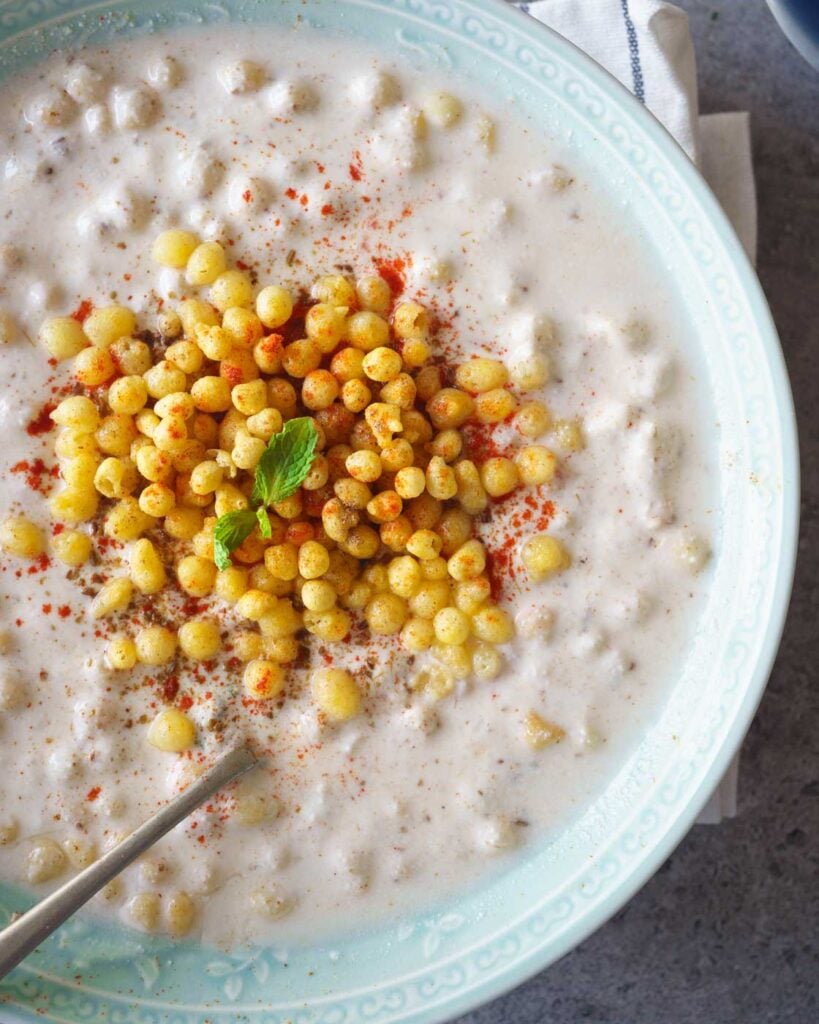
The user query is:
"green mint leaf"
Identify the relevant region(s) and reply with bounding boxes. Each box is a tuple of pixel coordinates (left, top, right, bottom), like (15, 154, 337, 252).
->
(213, 509, 258, 571)
(252, 417, 318, 507)
(256, 505, 272, 539)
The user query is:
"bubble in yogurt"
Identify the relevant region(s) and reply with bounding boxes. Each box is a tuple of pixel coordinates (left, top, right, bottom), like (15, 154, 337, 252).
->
(0, 669, 26, 710)
(413, 252, 454, 285)
(178, 146, 226, 198)
(218, 59, 267, 95)
(348, 69, 401, 111)
(576, 721, 605, 750)
(27, 279, 63, 312)
(46, 747, 82, 782)
(370, 105, 428, 173)
(476, 816, 518, 852)
(515, 606, 555, 640)
(0, 244, 22, 271)
(586, 315, 652, 352)
(64, 63, 105, 104)
(251, 885, 293, 919)
(628, 353, 676, 402)
(335, 848, 372, 890)
(77, 185, 150, 237)
(484, 197, 514, 233)
(508, 310, 557, 352)
(570, 630, 606, 659)
(83, 103, 112, 137)
(0, 820, 19, 846)
(584, 399, 632, 437)
(387, 850, 412, 882)
(227, 174, 273, 216)
(0, 309, 18, 345)
(400, 702, 440, 734)
(527, 163, 574, 193)
(189, 861, 221, 894)
(25, 87, 77, 128)
(600, 646, 631, 683)
(673, 532, 711, 574)
(607, 589, 653, 626)
(266, 78, 319, 115)
(147, 55, 183, 91)
(111, 84, 160, 130)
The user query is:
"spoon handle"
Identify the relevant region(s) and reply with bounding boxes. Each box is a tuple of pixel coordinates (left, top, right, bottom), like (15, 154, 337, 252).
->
(0, 744, 256, 981)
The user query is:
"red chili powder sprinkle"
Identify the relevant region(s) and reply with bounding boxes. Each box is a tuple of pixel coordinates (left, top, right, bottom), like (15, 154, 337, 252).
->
(236, 259, 249, 271)
(349, 151, 363, 181)
(26, 402, 56, 437)
(42, 604, 52, 615)
(221, 363, 245, 387)
(285, 187, 297, 200)
(242, 189, 252, 203)
(86, 786, 101, 802)
(527, 493, 556, 531)
(484, 495, 556, 601)
(373, 256, 408, 298)
(461, 421, 515, 463)
(160, 676, 180, 703)
(57, 605, 71, 618)
(180, 598, 207, 618)
(11, 458, 56, 495)
(71, 299, 93, 322)
(178, 694, 193, 711)
(485, 547, 515, 603)
(27, 554, 51, 575)
(299, 193, 309, 207)
(320, 203, 334, 216)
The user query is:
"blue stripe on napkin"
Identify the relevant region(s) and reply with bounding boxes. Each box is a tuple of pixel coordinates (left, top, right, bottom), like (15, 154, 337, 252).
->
(619, 0, 646, 102)
(516, 1, 647, 105)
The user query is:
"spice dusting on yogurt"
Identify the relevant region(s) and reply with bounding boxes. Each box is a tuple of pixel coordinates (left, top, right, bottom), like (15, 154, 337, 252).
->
(0, 27, 713, 947)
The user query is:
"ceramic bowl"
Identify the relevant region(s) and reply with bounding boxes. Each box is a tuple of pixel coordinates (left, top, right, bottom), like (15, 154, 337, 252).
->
(0, 2, 798, 1021)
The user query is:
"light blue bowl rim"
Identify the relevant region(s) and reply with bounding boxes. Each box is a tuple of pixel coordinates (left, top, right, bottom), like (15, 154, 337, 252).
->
(0, 0, 800, 1020)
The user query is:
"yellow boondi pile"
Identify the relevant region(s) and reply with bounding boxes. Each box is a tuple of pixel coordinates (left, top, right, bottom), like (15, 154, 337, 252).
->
(1, 229, 575, 752)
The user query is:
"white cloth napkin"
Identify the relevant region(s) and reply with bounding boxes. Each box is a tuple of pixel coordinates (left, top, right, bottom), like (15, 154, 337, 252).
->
(518, 0, 757, 822)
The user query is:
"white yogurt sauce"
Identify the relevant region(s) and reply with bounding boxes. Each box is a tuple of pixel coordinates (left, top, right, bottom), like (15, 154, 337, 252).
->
(0, 26, 715, 947)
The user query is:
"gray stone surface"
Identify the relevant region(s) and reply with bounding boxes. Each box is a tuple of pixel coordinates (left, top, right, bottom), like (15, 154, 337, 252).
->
(459, 2, 819, 1022)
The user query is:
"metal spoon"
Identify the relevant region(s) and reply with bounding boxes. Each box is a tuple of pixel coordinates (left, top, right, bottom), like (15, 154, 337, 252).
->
(0, 743, 257, 981)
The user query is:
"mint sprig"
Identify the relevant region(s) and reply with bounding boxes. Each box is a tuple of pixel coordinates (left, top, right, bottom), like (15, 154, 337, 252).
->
(256, 505, 272, 539)
(213, 509, 258, 571)
(251, 416, 319, 507)
(213, 417, 318, 571)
